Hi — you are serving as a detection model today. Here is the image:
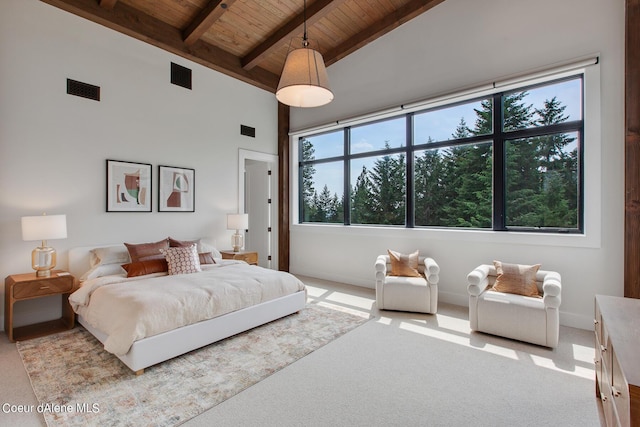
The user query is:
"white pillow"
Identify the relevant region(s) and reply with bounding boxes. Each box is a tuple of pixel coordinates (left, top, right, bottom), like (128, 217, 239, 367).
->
(89, 245, 130, 268)
(161, 245, 202, 275)
(80, 263, 126, 281)
(199, 241, 221, 258)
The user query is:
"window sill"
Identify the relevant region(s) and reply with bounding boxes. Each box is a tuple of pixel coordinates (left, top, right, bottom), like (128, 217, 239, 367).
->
(291, 223, 599, 249)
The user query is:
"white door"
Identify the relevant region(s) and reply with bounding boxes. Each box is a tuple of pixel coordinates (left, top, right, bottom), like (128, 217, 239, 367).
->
(244, 159, 274, 268)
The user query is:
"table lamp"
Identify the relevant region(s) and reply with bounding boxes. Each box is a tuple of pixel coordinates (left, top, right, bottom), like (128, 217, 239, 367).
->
(21, 213, 67, 277)
(227, 213, 248, 252)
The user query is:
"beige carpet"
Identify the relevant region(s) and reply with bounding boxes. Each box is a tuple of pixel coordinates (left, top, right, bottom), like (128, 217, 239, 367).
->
(16, 303, 370, 427)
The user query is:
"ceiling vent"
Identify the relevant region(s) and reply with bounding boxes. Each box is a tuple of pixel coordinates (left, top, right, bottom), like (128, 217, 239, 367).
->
(67, 79, 100, 101)
(171, 62, 192, 90)
(240, 125, 256, 138)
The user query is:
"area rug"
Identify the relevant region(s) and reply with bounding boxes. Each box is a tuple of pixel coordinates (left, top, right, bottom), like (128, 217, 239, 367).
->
(16, 303, 370, 427)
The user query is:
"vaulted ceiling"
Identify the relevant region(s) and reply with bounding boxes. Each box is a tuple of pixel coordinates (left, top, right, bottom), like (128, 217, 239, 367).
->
(40, 0, 445, 92)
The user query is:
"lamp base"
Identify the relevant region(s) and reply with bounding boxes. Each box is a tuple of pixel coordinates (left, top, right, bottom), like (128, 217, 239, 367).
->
(231, 232, 244, 253)
(32, 246, 56, 277)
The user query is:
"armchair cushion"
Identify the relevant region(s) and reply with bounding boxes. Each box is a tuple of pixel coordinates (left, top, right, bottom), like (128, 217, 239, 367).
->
(387, 249, 421, 277)
(492, 260, 541, 297)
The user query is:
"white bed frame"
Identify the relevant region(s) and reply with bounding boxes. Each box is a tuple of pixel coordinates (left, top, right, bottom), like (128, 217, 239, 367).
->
(68, 245, 307, 374)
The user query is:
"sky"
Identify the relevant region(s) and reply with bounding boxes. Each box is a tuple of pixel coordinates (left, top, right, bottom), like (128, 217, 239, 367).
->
(303, 78, 582, 198)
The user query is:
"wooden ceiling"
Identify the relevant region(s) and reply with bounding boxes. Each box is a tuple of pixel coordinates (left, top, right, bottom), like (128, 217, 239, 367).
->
(40, 0, 445, 92)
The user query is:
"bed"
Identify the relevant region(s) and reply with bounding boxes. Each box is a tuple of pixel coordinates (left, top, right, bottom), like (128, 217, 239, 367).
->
(68, 242, 307, 374)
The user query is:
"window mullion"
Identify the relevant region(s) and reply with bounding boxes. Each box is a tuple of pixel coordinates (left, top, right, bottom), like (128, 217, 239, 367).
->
(406, 114, 414, 228)
(344, 128, 351, 225)
(493, 93, 506, 231)
(298, 137, 305, 223)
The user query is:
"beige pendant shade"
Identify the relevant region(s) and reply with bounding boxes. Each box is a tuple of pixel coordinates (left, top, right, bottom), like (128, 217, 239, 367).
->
(276, 47, 333, 108)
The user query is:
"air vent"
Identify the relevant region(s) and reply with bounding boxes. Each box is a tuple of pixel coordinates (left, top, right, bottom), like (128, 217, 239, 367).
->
(67, 79, 100, 101)
(240, 125, 255, 138)
(171, 62, 192, 90)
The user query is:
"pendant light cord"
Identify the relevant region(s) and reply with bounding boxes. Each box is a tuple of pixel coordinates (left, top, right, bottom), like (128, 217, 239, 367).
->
(303, 0, 309, 47)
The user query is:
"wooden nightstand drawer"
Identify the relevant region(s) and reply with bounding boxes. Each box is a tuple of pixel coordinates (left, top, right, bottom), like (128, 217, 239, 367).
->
(220, 250, 258, 265)
(235, 252, 257, 265)
(13, 277, 73, 299)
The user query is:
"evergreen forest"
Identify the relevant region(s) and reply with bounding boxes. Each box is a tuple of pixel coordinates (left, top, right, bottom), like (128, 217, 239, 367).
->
(301, 90, 579, 230)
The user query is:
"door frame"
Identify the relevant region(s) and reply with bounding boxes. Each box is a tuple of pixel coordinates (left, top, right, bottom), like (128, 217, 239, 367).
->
(238, 149, 278, 269)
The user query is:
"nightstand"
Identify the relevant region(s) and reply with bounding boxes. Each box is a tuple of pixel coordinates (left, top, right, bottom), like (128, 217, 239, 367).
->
(220, 250, 258, 265)
(4, 270, 77, 342)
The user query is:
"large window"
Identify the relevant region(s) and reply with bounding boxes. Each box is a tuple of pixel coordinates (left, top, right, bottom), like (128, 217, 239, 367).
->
(298, 75, 583, 233)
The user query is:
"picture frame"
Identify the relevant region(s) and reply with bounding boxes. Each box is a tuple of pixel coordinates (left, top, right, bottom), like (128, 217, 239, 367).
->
(158, 165, 195, 212)
(106, 160, 152, 212)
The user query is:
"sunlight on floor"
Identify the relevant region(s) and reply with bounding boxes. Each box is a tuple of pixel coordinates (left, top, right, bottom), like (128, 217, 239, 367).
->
(305, 285, 375, 313)
(301, 276, 595, 381)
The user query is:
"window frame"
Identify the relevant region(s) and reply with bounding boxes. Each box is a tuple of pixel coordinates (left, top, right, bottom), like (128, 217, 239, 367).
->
(296, 73, 586, 234)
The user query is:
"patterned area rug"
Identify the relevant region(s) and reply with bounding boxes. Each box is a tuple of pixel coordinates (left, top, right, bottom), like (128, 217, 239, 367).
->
(17, 303, 369, 427)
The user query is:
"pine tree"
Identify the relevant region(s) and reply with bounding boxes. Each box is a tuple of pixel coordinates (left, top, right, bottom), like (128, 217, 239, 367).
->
(500, 92, 543, 226)
(534, 96, 572, 168)
(534, 96, 577, 227)
(505, 94, 578, 228)
(351, 166, 376, 224)
(473, 99, 493, 135)
(414, 139, 446, 226)
(439, 117, 492, 227)
(329, 193, 344, 223)
(300, 138, 317, 222)
(369, 143, 405, 225)
(315, 185, 340, 223)
(309, 190, 321, 222)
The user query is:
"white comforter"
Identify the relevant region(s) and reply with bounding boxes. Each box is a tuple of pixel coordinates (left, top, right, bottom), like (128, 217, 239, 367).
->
(69, 261, 306, 356)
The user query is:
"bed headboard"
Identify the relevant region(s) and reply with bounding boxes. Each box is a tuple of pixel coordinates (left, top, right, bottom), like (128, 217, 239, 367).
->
(68, 244, 124, 279)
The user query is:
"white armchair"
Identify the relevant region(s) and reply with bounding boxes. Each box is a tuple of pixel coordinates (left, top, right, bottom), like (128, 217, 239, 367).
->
(467, 264, 562, 348)
(375, 255, 439, 314)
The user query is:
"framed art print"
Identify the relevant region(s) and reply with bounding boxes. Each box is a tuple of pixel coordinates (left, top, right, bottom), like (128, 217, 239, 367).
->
(106, 160, 152, 212)
(159, 165, 195, 212)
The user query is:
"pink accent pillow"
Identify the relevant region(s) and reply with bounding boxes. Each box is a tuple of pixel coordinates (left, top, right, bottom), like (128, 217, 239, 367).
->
(168, 237, 200, 250)
(169, 238, 215, 264)
(160, 244, 201, 275)
(198, 252, 216, 265)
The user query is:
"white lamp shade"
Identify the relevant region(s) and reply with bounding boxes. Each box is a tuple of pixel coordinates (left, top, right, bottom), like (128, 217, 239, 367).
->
(227, 213, 249, 230)
(276, 48, 333, 108)
(21, 214, 67, 241)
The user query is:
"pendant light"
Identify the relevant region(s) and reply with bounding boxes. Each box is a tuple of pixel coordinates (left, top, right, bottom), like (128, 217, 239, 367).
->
(276, 0, 333, 108)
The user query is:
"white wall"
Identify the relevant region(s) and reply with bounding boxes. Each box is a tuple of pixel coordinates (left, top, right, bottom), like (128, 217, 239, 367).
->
(289, 0, 625, 330)
(0, 0, 278, 328)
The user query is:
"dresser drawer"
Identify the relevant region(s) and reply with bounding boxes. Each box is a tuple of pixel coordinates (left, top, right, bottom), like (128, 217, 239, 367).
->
(612, 348, 630, 427)
(601, 360, 621, 427)
(13, 277, 73, 299)
(600, 335, 613, 383)
(595, 303, 603, 344)
(595, 333, 603, 395)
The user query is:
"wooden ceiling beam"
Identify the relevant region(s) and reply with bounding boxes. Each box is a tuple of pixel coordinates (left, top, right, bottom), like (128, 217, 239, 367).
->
(323, 0, 445, 66)
(183, 0, 236, 46)
(99, 0, 118, 10)
(39, 0, 279, 92)
(241, 0, 344, 71)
